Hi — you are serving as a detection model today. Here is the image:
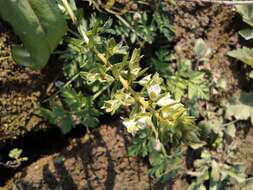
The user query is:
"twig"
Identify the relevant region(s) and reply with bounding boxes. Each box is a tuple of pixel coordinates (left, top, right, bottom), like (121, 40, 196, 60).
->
(222, 120, 238, 127)
(178, 0, 253, 5)
(0, 161, 21, 168)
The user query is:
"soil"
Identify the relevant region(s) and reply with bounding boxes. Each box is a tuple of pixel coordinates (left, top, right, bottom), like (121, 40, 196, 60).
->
(1, 1, 253, 190)
(170, 2, 248, 94)
(234, 127, 253, 175)
(0, 22, 60, 144)
(2, 124, 188, 190)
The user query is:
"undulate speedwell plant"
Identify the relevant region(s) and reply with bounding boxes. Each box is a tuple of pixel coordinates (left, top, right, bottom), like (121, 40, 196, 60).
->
(39, 0, 202, 180)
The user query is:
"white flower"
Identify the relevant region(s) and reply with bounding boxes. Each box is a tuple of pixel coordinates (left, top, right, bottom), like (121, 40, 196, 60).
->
(148, 84, 161, 100)
(123, 120, 138, 135)
(157, 93, 176, 107)
(137, 117, 148, 129)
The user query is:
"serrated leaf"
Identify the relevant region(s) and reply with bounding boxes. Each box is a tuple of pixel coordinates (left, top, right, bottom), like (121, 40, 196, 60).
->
(188, 72, 209, 100)
(222, 169, 246, 184)
(38, 105, 73, 134)
(0, 0, 67, 69)
(154, 5, 174, 41)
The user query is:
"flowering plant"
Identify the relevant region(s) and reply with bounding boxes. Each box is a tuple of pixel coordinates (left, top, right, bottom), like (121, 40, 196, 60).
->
(39, 0, 202, 180)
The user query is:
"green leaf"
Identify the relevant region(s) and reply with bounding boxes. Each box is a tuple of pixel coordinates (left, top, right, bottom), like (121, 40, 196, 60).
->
(222, 167, 246, 184)
(167, 60, 209, 101)
(128, 48, 142, 81)
(226, 92, 253, 124)
(38, 105, 73, 134)
(0, 0, 67, 69)
(239, 28, 253, 40)
(60, 88, 85, 110)
(236, 5, 253, 28)
(236, 5, 253, 40)
(227, 47, 253, 67)
(9, 148, 22, 160)
(154, 4, 175, 41)
(167, 76, 187, 100)
(188, 72, 209, 100)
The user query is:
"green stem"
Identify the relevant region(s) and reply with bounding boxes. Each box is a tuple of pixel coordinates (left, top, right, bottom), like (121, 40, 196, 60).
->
(61, 0, 77, 23)
(42, 73, 80, 103)
(62, 0, 89, 43)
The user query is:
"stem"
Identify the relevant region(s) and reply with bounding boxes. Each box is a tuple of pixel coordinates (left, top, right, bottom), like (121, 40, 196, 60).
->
(61, 0, 77, 23)
(0, 161, 21, 168)
(129, 86, 149, 109)
(61, 0, 89, 43)
(42, 73, 80, 103)
(78, 26, 89, 44)
(178, 0, 253, 4)
(118, 76, 165, 153)
(63, 73, 80, 88)
(222, 120, 238, 127)
(92, 84, 112, 101)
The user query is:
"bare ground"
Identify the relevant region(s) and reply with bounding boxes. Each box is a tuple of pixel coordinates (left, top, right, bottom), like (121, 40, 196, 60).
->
(1, 2, 253, 190)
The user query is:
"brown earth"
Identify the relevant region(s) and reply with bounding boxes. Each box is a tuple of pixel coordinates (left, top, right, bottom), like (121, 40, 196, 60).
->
(170, 2, 247, 94)
(0, 22, 60, 144)
(234, 127, 253, 175)
(3, 124, 188, 190)
(170, 1, 253, 183)
(1, 1, 253, 190)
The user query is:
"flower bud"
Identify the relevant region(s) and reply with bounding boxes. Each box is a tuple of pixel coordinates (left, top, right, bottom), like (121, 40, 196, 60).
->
(123, 120, 138, 135)
(153, 138, 162, 152)
(137, 117, 147, 129)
